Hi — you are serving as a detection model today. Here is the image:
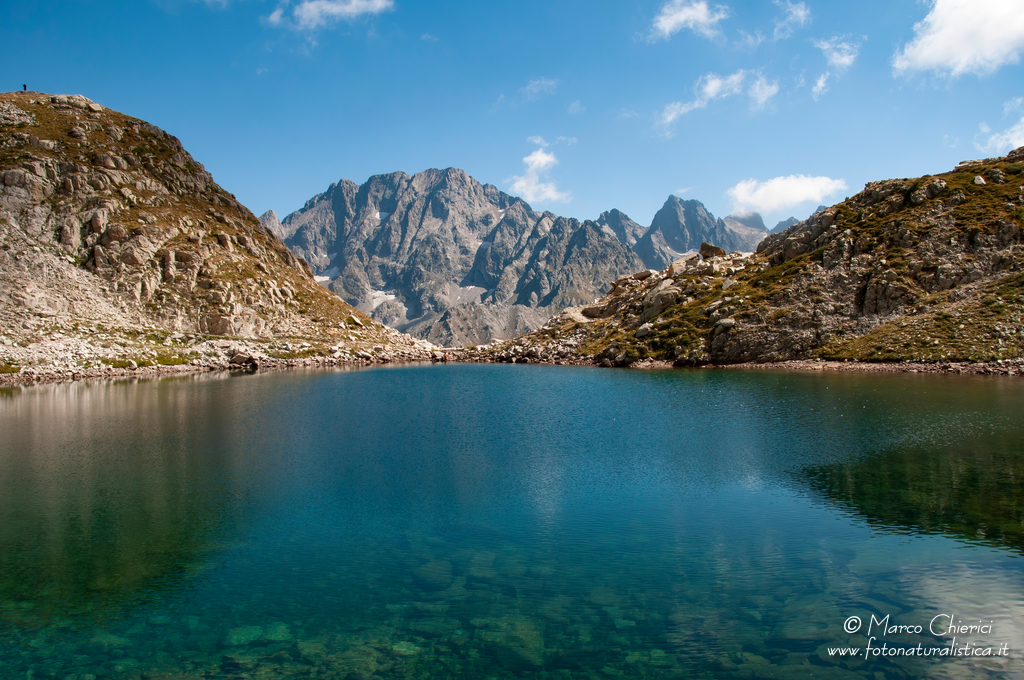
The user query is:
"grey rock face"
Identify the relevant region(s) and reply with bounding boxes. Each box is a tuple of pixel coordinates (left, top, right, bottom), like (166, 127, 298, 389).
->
(279, 168, 644, 346)
(632, 197, 765, 270)
(259, 209, 294, 241)
(594, 208, 646, 247)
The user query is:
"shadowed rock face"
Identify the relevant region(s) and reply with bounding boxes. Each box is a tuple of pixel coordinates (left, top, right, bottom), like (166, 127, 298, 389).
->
(279, 168, 644, 346)
(633, 197, 767, 270)
(0, 91, 374, 343)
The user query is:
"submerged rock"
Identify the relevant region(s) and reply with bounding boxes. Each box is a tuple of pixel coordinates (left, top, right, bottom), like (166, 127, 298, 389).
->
(224, 625, 263, 646)
(392, 640, 420, 656)
(261, 621, 292, 641)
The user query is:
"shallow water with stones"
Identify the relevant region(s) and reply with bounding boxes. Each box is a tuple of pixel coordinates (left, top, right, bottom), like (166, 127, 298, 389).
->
(2, 363, 1024, 679)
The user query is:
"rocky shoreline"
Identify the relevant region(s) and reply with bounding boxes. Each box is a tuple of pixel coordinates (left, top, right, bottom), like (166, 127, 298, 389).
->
(482, 353, 1024, 375)
(6, 349, 1021, 389)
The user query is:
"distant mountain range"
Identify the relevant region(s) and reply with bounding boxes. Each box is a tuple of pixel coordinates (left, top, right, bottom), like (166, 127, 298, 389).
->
(770, 205, 827, 234)
(267, 170, 769, 345)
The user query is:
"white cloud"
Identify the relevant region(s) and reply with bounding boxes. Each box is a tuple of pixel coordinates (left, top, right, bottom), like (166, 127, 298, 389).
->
(256, 66, 268, 75)
(975, 116, 1024, 153)
(814, 36, 860, 70)
(893, 0, 1024, 77)
(420, 33, 438, 42)
(567, 100, 585, 114)
(748, 76, 779, 109)
(1005, 97, 1024, 116)
(943, 134, 958, 148)
(661, 70, 746, 124)
(812, 72, 829, 100)
(508, 148, 570, 204)
(728, 175, 847, 213)
(773, 0, 810, 40)
(661, 70, 778, 124)
(527, 135, 576, 147)
(520, 78, 559, 100)
(737, 30, 764, 49)
(649, 0, 729, 41)
(267, 0, 394, 30)
(675, 186, 694, 195)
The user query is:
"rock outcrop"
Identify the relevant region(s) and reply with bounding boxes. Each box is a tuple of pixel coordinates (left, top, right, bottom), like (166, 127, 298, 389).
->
(278, 169, 644, 346)
(498, 148, 1024, 366)
(0, 91, 433, 379)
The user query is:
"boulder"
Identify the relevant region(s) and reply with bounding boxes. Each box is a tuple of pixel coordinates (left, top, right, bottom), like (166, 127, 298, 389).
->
(92, 154, 116, 169)
(699, 242, 726, 259)
(926, 178, 947, 197)
(640, 280, 681, 322)
(986, 168, 1006, 184)
(668, 254, 699, 276)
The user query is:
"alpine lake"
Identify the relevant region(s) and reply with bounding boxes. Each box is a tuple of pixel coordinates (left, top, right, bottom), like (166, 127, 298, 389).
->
(1, 363, 1023, 680)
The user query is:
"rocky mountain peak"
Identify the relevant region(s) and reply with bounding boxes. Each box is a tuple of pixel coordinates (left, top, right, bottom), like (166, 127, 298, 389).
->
(259, 209, 290, 240)
(277, 167, 643, 346)
(594, 208, 646, 247)
(724, 211, 766, 231)
(632, 196, 765, 270)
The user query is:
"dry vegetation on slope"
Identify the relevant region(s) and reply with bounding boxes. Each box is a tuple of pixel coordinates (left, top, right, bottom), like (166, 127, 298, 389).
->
(496, 148, 1024, 368)
(0, 92, 435, 382)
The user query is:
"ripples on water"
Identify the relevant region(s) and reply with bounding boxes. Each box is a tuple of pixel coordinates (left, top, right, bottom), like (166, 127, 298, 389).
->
(1, 364, 1023, 678)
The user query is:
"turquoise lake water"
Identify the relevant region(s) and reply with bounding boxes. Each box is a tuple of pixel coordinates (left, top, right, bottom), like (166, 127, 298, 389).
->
(1, 364, 1024, 679)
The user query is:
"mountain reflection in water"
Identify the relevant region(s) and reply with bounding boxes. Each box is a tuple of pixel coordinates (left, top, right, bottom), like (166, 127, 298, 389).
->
(1, 365, 1023, 679)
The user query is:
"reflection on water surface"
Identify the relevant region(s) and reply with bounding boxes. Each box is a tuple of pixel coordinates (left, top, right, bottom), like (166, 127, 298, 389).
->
(1, 365, 1023, 678)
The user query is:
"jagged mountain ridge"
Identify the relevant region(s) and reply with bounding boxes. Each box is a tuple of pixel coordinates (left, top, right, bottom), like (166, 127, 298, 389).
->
(0, 91, 427, 378)
(276, 168, 645, 346)
(497, 147, 1024, 366)
(275, 178, 767, 345)
(632, 196, 767, 270)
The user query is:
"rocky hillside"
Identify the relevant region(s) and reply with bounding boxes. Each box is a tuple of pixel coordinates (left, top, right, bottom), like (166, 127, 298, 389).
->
(0, 92, 432, 381)
(273, 169, 645, 346)
(496, 147, 1024, 367)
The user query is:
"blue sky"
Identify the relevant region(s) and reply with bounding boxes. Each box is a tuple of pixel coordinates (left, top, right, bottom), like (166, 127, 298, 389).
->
(6, 0, 1024, 228)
